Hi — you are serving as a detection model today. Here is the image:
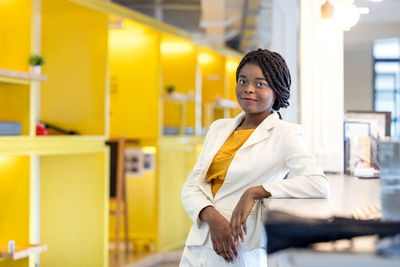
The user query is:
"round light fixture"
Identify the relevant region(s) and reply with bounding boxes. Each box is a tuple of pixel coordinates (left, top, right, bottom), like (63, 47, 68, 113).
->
(334, 0, 360, 31)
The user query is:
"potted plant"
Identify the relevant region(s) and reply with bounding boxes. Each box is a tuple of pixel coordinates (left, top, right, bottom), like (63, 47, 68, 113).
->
(28, 54, 45, 74)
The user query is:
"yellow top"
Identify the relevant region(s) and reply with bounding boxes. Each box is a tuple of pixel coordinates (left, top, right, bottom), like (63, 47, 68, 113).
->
(206, 129, 254, 197)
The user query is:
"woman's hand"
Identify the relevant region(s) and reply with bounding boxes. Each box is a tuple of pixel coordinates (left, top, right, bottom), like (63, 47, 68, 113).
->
(230, 186, 272, 244)
(199, 206, 238, 263)
(229, 189, 255, 244)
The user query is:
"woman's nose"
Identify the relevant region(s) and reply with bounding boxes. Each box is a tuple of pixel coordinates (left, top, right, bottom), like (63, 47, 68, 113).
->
(244, 84, 255, 93)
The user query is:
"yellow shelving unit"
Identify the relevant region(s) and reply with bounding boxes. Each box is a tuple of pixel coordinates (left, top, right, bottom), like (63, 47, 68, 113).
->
(160, 33, 197, 135)
(94, 0, 243, 253)
(0, 0, 242, 260)
(0, 0, 109, 266)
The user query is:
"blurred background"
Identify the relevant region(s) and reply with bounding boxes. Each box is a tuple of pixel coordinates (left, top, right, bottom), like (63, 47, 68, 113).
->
(1, 0, 399, 267)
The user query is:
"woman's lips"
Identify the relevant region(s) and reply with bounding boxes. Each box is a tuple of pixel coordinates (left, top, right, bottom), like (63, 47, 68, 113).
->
(242, 98, 257, 102)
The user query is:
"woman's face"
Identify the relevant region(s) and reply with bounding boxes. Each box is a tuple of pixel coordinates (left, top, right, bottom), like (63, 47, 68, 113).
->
(235, 62, 276, 117)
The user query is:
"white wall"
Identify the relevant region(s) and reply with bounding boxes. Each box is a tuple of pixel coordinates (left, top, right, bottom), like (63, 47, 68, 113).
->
(344, 21, 400, 112)
(270, 0, 300, 124)
(344, 45, 373, 112)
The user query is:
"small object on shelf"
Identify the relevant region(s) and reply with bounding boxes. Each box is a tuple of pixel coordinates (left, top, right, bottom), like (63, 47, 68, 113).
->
(41, 122, 80, 135)
(0, 243, 47, 260)
(8, 240, 14, 254)
(166, 85, 175, 93)
(0, 121, 22, 136)
(29, 65, 42, 75)
(28, 54, 45, 75)
(163, 126, 180, 135)
(36, 123, 49, 136)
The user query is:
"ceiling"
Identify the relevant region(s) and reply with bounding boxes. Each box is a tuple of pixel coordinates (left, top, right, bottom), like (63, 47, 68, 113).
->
(111, 0, 400, 52)
(111, 0, 273, 53)
(355, 0, 400, 25)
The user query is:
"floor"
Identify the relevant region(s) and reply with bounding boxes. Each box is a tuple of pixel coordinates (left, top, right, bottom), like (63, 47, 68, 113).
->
(109, 250, 182, 267)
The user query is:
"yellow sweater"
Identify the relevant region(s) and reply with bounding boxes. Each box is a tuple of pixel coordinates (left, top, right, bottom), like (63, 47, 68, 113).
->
(206, 129, 254, 197)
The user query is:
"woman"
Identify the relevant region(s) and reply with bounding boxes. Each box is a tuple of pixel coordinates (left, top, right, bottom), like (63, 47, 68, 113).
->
(180, 48, 329, 266)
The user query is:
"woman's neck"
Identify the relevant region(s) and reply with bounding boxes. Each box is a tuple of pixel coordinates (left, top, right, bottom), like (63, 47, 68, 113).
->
(237, 110, 273, 130)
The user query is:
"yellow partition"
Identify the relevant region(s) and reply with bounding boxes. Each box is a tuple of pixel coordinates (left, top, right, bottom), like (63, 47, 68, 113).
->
(109, 19, 160, 140)
(157, 137, 203, 251)
(0, 0, 31, 71)
(198, 47, 225, 103)
(0, 156, 30, 267)
(225, 57, 242, 117)
(40, 152, 108, 267)
(198, 47, 226, 124)
(108, 145, 157, 249)
(225, 57, 240, 101)
(0, 84, 30, 135)
(160, 33, 197, 131)
(41, 0, 107, 136)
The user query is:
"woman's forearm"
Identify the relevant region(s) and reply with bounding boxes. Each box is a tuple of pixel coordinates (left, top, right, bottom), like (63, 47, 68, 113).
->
(199, 205, 215, 223)
(247, 185, 272, 199)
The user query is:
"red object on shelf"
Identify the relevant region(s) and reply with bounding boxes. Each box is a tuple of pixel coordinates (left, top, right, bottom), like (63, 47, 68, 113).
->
(36, 123, 49, 136)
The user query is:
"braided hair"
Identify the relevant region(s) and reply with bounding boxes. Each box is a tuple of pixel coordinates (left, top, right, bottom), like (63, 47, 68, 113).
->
(236, 48, 291, 113)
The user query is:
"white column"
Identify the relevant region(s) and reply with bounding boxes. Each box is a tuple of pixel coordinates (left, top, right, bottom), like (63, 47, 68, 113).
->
(270, 0, 300, 124)
(300, 0, 344, 173)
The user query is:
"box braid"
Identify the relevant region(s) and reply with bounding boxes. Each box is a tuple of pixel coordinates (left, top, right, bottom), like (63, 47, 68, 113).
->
(236, 48, 291, 118)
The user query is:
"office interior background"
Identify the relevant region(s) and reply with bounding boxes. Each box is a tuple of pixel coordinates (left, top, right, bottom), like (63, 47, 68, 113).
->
(1, 0, 400, 266)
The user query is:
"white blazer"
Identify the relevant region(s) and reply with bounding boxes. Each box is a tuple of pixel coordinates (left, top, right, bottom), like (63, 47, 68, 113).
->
(181, 111, 329, 251)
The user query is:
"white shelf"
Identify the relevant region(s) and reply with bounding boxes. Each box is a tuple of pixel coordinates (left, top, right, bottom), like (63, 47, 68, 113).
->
(163, 92, 194, 103)
(215, 98, 237, 109)
(0, 244, 47, 260)
(0, 68, 47, 84)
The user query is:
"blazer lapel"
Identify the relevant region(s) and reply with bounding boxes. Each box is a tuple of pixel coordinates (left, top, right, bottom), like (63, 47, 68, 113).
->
(207, 112, 246, 159)
(240, 111, 279, 150)
(197, 113, 246, 198)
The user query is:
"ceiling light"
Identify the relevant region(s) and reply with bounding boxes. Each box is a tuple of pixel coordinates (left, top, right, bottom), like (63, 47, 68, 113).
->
(321, 0, 335, 20)
(334, 0, 360, 31)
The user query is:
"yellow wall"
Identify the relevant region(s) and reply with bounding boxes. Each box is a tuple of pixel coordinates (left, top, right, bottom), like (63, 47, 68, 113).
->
(0, 0, 31, 71)
(157, 137, 202, 251)
(0, 84, 30, 135)
(198, 47, 225, 103)
(41, 0, 107, 135)
(40, 152, 108, 267)
(160, 34, 197, 128)
(225, 57, 242, 117)
(0, 156, 30, 267)
(198, 47, 226, 123)
(109, 20, 160, 140)
(225, 57, 240, 101)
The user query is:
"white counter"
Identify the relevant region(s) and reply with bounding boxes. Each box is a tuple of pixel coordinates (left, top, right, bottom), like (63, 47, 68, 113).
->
(266, 174, 400, 267)
(265, 174, 380, 218)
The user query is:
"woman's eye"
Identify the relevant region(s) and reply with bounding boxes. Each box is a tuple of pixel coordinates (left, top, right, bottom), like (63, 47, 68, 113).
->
(239, 79, 247, 85)
(256, 82, 266, 87)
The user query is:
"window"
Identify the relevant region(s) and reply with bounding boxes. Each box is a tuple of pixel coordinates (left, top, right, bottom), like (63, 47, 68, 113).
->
(373, 38, 400, 137)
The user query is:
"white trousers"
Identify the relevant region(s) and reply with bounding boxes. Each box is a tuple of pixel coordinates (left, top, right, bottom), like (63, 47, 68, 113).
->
(179, 245, 267, 267)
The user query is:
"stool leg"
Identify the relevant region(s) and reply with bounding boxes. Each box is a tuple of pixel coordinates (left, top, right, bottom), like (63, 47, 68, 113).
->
(115, 137, 125, 254)
(123, 186, 129, 253)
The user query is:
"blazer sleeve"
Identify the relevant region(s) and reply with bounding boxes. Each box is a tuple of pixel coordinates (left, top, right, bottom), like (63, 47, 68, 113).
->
(181, 123, 216, 227)
(262, 125, 330, 198)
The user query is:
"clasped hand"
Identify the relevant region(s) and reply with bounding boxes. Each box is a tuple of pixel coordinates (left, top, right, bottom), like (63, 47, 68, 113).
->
(202, 189, 256, 263)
